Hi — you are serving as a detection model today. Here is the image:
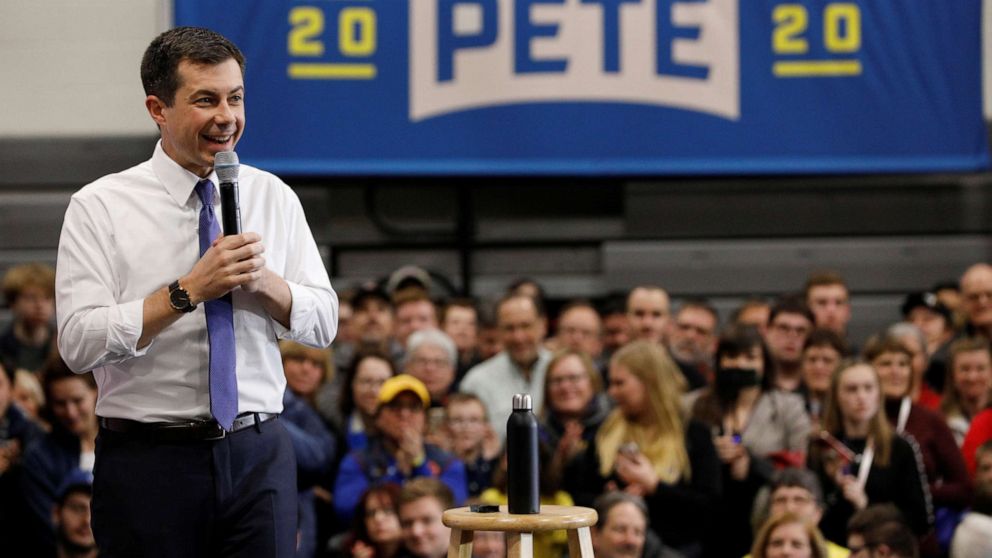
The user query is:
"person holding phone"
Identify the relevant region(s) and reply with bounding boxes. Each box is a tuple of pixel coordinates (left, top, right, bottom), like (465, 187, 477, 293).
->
(808, 361, 932, 548)
(564, 341, 721, 558)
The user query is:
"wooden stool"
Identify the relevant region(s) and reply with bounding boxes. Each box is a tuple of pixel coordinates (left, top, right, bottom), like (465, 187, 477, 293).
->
(442, 504, 597, 558)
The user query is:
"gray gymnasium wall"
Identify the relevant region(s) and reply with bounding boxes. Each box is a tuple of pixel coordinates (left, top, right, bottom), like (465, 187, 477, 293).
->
(2, 1, 991, 345)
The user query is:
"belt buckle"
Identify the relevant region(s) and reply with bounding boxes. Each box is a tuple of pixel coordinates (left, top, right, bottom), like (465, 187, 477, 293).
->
(203, 422, 227, 441)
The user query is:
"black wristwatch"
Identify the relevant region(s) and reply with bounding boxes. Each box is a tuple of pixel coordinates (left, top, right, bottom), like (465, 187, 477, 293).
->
(168, 280, 197, 313)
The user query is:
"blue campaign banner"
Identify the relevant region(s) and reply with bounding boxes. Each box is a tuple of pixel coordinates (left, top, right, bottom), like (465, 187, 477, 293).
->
(174, 1, 989, 175)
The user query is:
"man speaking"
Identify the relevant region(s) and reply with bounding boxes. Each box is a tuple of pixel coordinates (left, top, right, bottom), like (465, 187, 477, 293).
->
(55, 27, 338, 557)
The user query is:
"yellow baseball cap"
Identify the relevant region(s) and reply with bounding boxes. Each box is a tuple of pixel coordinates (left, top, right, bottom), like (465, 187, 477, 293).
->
(377, 374, 430, 409)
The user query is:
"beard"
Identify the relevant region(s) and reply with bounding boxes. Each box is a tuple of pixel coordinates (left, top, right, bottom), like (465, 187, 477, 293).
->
(57, 527, 96, 556)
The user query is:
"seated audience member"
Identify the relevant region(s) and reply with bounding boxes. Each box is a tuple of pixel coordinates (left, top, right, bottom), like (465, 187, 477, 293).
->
(751, 512, 828, 558)
(931, 281, 963, 329)
(334, 375, 466, 524)
(281, 340, 335, 412)
(554, 300, 605, 367)
(470, 530, 506, 558)
(475, 303, 503, 363)
(592, 491, 685, 558)
(506, 277, 547, 310)
(404, 329, 458, 408)
(329, 483, 403, 558)
(12, 368, 46, 425)
(749, 468, 850, 558)
(599, 295, 631, 362)
(460, 295, 551, 443)
(960, 264, 992, 340)
(444, 393, 499, 497)
(335, 284, 402, 373)
(846, 505, 919, 558)
(885, 323, 942, 411)
(900, 293, 956, 395)
(804, 271, 853, 344)
(335, 349, 396, 453)
(802, 329, 847, 427)
(281, 343, 337, 558)
(440, 298, 481, 381)
(668, 298, 719, 387)
(0, 263, 56, 373)
(941, 337, 992, 445)
(688, 325, 810, 556)
(765, 298, 816, 392)
(0, 359, 45, 547)
(50, 469, 97, 558)
(565, 341, 721, 558)
(21, 357, 98, 555)
(949, 480, 992, 558)
(541, 349, 612, 466)
(733, 298, 772, 337)
(960, 407, 992, 480)
(808, 362, 931, 547)
(626, 286, 671, 346)
(397, 478, 454, 558)
(393, 288, 439, 352)
(864, 335, 970, 542)
(967, 439, 992, 485)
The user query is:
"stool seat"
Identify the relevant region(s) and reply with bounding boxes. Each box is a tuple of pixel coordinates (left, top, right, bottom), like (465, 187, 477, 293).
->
(442, 505, 597, 558)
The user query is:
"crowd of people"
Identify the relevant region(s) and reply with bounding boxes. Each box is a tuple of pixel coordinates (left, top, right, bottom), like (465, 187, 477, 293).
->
(4, 259, 992, 558)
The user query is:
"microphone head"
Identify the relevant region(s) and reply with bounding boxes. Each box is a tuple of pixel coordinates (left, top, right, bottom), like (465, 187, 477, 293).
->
(215, 151, 240, 183)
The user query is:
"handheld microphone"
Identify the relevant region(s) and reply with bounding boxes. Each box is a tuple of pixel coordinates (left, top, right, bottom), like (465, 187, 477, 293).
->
(215, 151, 241, 236)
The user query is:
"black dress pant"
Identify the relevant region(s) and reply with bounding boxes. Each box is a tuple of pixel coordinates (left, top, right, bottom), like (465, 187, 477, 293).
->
(92, 418, 297, 558)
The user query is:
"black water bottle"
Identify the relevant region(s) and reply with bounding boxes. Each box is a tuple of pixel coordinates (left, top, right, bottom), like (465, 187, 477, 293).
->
(506, 393, 540, 514)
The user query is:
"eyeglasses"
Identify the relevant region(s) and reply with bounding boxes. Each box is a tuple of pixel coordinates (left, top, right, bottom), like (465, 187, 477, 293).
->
(548, 373, 588, 387)
(410, 356, 451, 368)
(448, 417, 484, 427)
(383, 401, 424, 413)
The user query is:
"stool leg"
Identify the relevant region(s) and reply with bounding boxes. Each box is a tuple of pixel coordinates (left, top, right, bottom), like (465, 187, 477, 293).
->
(448, 528, 473, 558)
(506, 532, 534, 558)
(567, 526, 595, 557)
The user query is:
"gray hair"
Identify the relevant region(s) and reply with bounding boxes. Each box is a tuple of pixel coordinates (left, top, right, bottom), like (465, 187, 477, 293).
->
(406, 328, 457, 367)
(593, 492, 649, 529)
(887, 321, 929, 359)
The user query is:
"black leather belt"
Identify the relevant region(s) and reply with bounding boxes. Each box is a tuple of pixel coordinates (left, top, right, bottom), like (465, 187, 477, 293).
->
(99, 412, 278, 442)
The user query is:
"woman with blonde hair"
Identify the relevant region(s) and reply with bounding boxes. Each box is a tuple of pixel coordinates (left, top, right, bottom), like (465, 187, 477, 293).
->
(564, 340, 721, 558)
(809, 360, 932, 547)
(750, 512, 828, 558)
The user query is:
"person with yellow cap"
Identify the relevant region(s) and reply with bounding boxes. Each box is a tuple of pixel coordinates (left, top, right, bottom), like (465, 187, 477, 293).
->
(333, 374, 467, 524)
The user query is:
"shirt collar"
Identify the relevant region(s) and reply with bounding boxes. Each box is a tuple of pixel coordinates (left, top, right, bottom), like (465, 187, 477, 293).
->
(151, 140, 220, 208)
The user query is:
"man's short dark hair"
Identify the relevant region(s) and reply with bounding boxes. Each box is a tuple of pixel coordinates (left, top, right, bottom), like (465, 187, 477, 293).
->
(768, 468, 825, 508)
(676, 297, 719, 325)
(847, 504, 918, 558)
(768, 295, 815, 326)
(804, 327, 849, 355)
(141, 27, 246, 106)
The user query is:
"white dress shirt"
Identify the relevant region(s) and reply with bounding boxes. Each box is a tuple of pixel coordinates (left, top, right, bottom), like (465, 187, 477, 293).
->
(56, 141, 337, 422)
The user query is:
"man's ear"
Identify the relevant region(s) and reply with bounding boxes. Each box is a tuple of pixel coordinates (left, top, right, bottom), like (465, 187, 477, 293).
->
(145, 95, 168, 126)
(875, 544, 893, 557)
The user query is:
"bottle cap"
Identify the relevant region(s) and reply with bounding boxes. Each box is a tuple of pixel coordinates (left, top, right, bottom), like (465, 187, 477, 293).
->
(512, 393, 532, 411)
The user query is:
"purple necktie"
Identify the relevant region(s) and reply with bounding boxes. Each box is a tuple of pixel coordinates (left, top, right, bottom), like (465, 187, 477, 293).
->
(195, 179, 238, 431)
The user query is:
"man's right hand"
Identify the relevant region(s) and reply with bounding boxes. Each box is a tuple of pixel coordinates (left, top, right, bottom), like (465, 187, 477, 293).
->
(182, 232, 266, 304)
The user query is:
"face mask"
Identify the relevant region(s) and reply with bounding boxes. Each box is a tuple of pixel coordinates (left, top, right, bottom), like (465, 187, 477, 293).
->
(715, 367, 760, 403)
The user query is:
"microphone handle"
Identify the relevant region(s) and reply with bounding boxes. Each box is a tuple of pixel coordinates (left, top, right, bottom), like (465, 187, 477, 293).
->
(219, 182, 241, 236)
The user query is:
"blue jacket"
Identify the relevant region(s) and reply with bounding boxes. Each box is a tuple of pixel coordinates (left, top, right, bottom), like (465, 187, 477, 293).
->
(333, 436, 467, 524)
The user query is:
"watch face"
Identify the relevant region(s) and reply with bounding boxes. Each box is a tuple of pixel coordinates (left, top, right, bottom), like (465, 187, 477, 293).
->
(170, 285, 193, 312)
